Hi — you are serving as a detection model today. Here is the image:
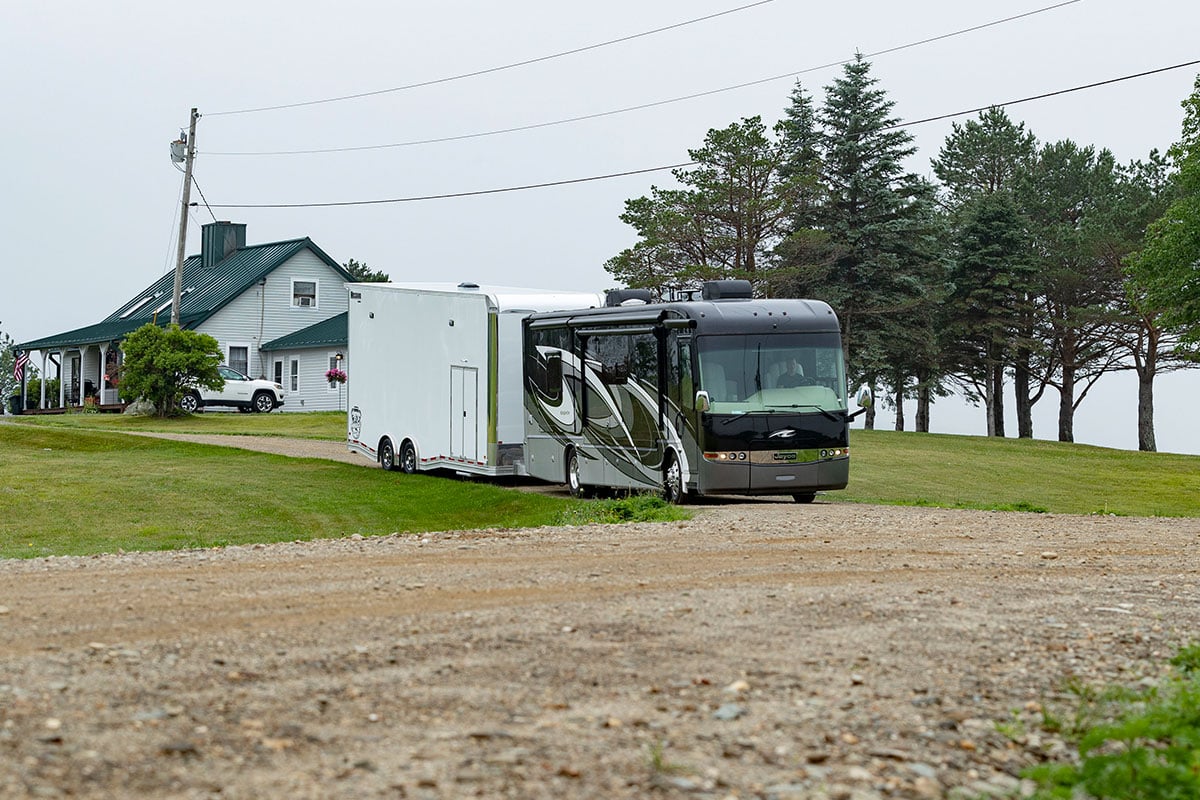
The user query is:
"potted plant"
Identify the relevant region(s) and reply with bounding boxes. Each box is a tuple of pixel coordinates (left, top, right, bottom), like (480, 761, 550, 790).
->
(325, 368, 347, 386)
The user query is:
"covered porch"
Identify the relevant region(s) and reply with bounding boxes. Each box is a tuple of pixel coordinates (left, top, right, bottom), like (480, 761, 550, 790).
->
(20, 341, 125, 412)
(13, 318, 144, 414)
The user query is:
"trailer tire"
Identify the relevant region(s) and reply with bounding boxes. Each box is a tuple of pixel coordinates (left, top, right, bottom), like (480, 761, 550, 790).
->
(566, 449, 587, 499)
(399, 440, 418, 474)
(380, 438, 398, 471)
(662, 453, 685, 505)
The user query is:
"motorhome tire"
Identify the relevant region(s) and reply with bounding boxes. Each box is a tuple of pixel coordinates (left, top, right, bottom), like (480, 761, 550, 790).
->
(400, 440, 418, 474)
(793, 492, 816, 504)
(566, 449, 586, 498)
(663, 454, 684, 504)
(380, 438, 398, 471)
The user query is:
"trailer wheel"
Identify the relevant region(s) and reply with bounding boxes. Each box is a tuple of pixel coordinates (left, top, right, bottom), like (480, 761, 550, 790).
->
(662, 453, 685, 505)
(399, 440, 418, 474)
(380, 438, 398, 471)
(792, 492, 816, 504)
(566, 449, 586, 498)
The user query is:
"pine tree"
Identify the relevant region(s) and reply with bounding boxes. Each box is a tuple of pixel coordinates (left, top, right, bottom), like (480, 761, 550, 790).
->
(606, 117, 792, 294)
(1019, 140, 1127, 442)
(782, 55, 941, 427)
(932, 108, 1040, 437)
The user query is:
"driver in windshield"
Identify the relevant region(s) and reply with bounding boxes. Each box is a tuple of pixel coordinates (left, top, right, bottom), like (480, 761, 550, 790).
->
(776, 358, 805, 388)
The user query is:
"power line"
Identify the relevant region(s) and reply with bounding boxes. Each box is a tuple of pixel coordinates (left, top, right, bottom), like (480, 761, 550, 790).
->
(190, 176, 219, 222)
(888, 58, 1200, 131)
(206, 1, 776, 117)
(203, 57, 1200, 210)
(203, 163, 696, 208)
(206, 0, 1083, 157)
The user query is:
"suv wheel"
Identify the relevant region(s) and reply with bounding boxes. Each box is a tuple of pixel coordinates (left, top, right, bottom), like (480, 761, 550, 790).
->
(179, 392, 201, 413)
(252, 391, 275, 413)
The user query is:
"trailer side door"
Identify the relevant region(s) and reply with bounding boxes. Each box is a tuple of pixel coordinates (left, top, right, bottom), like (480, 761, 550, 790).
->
(450, 365, 479, 462)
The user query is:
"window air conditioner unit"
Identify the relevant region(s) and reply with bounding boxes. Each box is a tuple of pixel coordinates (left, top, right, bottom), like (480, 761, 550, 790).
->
(298, 296, 313, 307)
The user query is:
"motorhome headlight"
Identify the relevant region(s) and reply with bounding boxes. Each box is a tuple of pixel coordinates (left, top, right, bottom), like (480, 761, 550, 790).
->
(820, 448, 849, 458)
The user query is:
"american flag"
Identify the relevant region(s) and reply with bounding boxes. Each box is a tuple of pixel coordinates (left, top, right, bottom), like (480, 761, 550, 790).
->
(13, 350, 29, 383)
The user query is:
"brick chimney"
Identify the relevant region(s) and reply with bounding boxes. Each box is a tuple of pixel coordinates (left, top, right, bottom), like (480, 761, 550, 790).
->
(201, 221, 247, 268)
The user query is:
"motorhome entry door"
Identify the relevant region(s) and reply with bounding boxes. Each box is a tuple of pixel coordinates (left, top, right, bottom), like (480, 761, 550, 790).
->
(450, 365, 479, 462)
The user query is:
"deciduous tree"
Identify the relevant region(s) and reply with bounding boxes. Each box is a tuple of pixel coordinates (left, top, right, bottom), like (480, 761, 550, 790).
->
(1128, 76, 1200, 341)
(119, 324, 224, 417)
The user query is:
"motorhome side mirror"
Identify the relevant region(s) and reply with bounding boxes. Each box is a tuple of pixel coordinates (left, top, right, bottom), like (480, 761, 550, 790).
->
(695, 390, 711, 413)
(856, 385, 873, 408)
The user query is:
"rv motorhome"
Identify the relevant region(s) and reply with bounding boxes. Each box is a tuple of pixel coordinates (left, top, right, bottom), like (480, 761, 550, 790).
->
(348, 280, 864, 503)
(522, 280, 862, 502)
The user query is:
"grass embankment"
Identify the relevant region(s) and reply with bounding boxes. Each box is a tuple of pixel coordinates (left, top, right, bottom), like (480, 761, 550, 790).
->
(0, 424, 685, 559)
(4, 416, 1198, 559)
(9, 409, 345, 440)
(842, 429, 1200, 517)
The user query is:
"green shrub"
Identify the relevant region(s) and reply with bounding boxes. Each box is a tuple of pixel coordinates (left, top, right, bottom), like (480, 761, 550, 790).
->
(1027, 643, 1200, 799)
(558, 493, 690, 526)
(22, 377, 60, 408)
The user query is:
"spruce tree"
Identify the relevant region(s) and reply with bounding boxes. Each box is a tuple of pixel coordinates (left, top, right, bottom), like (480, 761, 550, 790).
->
(792, 54, 941, 426)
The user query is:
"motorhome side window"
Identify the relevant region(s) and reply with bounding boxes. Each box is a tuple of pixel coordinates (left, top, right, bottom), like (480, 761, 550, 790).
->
(667, 333, 693, 409)
(592, 336, 630, 385)
(292, 280, 317, 307)
(630, 333, 658, 392)
(526, 328, 566, 402)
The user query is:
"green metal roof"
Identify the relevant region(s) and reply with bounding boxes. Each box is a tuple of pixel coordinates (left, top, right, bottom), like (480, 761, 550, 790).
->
(261, 312, 347, 351)
(15, 313, 207, 352)
(17, 237, 351, 352)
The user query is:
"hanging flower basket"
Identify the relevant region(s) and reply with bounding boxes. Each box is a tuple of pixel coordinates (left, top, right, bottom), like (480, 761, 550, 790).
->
(325, 368, 347, 385)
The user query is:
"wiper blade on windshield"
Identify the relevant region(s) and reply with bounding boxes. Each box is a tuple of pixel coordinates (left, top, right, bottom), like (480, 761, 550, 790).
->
(765, 403, 842, 422)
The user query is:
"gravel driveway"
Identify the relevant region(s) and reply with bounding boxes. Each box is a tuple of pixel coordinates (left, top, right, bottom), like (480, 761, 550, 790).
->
(1, 434, 1196, 799)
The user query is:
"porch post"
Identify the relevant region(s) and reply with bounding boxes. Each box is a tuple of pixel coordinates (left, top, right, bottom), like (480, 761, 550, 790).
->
(57, 350, 66, 408)
(98, 344, 108, 405)
(39, 352, 47, 409)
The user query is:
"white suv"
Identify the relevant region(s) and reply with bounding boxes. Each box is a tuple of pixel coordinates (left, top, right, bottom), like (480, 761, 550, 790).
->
(179, 366, 285, 413)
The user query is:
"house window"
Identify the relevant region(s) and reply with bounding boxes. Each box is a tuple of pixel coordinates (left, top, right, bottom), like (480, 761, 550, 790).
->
(289, 358, 299, 392)
(327, 354, 343, 391)
(292, 280, 317, 308)
(274, 360, 283, 386)
(229, 345, 249, 376)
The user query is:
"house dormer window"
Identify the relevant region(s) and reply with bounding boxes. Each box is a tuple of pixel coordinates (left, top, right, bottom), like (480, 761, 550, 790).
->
(292, 280, 317, 308)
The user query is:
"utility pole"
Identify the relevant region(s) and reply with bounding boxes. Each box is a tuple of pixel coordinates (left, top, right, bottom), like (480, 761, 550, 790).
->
(171, 108, 199, 326)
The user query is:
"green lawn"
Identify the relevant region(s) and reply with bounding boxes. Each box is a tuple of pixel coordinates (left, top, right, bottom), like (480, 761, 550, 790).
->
(8, 410, 345, 440)
(3, 418, 1197, 559)
(0, 424, 683, 559)
(841, 429, 1200, 517)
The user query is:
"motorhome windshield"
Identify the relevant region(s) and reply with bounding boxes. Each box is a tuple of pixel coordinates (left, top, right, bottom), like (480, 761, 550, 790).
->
(697, 332, 847, 414)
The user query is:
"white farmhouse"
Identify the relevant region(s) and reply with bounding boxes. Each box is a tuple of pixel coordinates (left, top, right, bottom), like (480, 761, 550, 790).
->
(14, 221, 353, 413)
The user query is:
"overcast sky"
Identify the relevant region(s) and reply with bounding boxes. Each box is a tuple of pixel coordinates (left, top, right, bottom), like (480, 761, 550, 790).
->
(3, 0, 1198, 453)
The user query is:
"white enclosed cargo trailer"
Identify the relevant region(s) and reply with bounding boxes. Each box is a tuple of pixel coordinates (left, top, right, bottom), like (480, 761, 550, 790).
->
(346, 282, 604, 475)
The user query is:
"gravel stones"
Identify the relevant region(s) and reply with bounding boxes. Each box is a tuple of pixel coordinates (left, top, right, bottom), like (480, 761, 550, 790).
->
(0, 502, 1197, 798)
